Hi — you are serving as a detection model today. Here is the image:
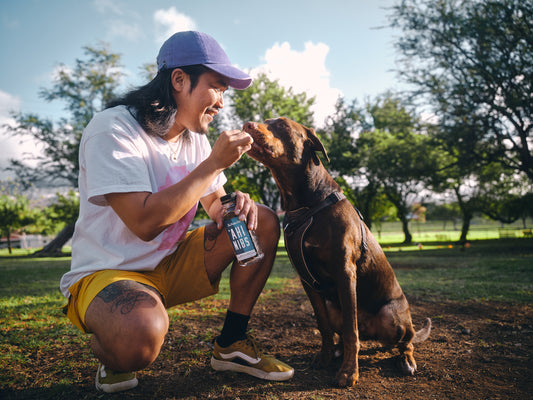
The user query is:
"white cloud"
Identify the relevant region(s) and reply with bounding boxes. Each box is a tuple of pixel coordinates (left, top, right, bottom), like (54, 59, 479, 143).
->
(153, 7, 196, 45)
(108, 20, 142, 41)
(0, 90, 20, 117)
(93, 0, 141, 41)
(0, 90, 22, 177)
(253, 41, 342, 128)
(93, 0, 123, 15)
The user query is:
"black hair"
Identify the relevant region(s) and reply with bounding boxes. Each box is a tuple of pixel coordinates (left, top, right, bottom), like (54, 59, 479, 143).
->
(106, 64, 210, 137)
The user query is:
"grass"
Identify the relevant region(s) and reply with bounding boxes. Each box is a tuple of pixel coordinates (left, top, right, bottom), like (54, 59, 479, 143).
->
(1, 226, 532, 393)
(386, 239, 533, 302)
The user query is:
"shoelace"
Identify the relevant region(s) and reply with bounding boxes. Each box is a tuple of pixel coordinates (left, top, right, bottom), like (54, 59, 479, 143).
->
(244, 335, 264, 358)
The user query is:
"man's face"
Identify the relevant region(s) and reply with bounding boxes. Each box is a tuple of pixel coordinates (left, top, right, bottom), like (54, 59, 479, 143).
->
(173, 70, 229, 134)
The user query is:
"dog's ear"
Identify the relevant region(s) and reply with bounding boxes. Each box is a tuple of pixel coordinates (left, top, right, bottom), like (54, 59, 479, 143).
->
(306, 127, 330, 164)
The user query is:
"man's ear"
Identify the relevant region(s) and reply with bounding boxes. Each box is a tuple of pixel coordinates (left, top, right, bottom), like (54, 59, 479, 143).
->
(306, 127, 330, 164)
(171, 68, 187, 92)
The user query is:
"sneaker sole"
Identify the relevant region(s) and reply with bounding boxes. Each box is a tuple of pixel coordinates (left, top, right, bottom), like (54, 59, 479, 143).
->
(210, 357, 294, 381)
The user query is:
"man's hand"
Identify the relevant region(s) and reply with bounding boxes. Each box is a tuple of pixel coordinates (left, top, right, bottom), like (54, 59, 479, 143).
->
(213, 190, 258, 231)
(232, 191, 258, 230)
(210, 129, 253, 170)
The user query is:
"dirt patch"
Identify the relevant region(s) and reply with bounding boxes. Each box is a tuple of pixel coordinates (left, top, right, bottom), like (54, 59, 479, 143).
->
(3, 279, 532, 399)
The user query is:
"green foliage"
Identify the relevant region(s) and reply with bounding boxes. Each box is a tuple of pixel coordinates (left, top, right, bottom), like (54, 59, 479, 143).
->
(388, 0, 532, 239)
(428, 131, 531, 241)
(2, 32, 529, 244)
(323, 94, 443, 243)
(320, 97, 363, 176)
(38, 190, 80, 235)
(360, 128, 436, 243)
(229, 72, 315, 127)
(390, 0, 533, 182)
(0, 193, 34, 254)
(425, 202, 461, 223)
(367, 94, 416, 135)
(44, 190, 80, 226)
(0, 194, 32, 233)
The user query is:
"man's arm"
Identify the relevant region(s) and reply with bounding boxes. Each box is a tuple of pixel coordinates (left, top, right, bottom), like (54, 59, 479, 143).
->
(105, 128, 255, 241)
(105, 156, 224, 241)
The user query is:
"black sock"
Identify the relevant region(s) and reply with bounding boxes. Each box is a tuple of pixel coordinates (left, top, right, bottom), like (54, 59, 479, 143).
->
(216, 310, 250, 347)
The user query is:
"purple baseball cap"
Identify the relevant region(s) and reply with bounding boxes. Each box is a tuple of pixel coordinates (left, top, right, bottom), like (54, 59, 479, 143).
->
(156, 31, 252, 90)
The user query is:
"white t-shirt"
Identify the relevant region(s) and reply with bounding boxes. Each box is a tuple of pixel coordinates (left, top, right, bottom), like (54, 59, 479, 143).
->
(60, 105, 226, 297)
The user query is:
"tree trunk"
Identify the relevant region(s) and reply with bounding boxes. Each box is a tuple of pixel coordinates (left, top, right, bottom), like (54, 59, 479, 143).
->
(6, 231, 12, 255)
(33, 223, 75, 257)
(454, 186, 473, 244)
(401, 216, 412, 244)
(458, 215, 471, 244)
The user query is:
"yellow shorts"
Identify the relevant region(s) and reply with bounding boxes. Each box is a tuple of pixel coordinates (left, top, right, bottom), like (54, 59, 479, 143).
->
(65, 226, 220, 333)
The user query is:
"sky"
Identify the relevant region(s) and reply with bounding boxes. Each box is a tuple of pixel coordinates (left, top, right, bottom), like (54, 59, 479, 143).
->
(0, 0, 401, 177)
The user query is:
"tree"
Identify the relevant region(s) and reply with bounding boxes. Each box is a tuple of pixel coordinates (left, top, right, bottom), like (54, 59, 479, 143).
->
(0, 193, 34, 254)
(210, 73, 315, 210)
(423, 108, 530, 242)
(5, 44, 123, 188)
(320, 98, 363, 179)
(477, 172, 533, 226)
(320, 97, 388, 229)
(34, 190, 80, 256)
(359, 128, 436, 243)
(357, 96, 443, 243)
(3, 44, 124, 254)
(428, 146, 525, 242)
(321, 94, 442, 240)
(390, 0, 533, 182)
(426, 202, 461, 230)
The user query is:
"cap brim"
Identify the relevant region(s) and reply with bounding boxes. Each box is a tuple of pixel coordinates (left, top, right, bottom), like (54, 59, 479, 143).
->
(205, 64, 252, 90)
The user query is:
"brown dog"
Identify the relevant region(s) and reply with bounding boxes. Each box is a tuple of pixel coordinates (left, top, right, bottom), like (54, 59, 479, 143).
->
(244, 117, 431, 387)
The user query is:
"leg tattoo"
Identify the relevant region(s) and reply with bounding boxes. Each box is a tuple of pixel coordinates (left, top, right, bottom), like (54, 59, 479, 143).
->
(204, 223, 222, 252)
(97, 281, 158, 315)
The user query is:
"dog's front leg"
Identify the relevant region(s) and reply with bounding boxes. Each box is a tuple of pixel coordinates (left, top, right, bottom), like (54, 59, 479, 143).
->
(336, 270, 359, 387)
(397, 332, 417, 375)
(302, 283, 335, 368)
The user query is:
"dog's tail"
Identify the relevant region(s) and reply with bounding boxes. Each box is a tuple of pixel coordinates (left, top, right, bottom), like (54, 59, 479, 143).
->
(413, 318, 432, 343)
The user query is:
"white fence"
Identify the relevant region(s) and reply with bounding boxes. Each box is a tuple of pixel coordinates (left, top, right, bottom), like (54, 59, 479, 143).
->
(0, 234, 52, 250)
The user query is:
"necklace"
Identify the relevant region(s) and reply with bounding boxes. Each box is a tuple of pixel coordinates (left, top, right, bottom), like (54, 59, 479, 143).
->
(167, 139, 180, 162)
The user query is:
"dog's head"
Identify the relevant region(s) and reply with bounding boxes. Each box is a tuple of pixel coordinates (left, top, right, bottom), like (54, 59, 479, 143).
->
(244, 117, 329, 170)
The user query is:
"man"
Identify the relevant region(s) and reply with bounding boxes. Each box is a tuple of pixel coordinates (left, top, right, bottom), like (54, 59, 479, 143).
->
(60, 31, 294, 394)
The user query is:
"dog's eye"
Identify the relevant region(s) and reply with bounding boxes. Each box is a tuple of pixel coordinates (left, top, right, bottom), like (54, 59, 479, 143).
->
(274, 119, 289, 130)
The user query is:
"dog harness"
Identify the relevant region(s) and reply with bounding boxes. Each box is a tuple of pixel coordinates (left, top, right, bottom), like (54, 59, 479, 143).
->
(283, 192, 368, 292)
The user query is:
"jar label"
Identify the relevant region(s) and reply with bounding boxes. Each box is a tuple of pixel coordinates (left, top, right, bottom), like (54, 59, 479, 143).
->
(223, 217, 257, 261)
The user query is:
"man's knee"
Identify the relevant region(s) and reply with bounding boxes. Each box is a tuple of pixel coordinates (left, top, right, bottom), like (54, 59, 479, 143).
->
(97, 312, 169, 371)
(86, 283, 170, 372)
(256, 205, 280, 242)
(125, 316, 168, 369)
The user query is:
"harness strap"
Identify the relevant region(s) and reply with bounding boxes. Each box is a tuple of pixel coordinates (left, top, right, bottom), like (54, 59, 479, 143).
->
(283, 192, 368, 291)
(284, 192, 345, 236)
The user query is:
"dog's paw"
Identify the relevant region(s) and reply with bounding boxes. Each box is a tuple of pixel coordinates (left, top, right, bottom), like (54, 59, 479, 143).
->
(397, 355, 417, 375)
(336, 370, 359, 387)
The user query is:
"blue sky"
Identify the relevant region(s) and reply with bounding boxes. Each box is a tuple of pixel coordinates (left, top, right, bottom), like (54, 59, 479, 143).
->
(0, 0, 400, 172)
